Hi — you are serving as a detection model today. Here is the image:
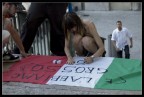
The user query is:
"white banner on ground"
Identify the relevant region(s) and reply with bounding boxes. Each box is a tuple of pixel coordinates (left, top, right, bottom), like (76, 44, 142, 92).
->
(46, 57, 114, 88)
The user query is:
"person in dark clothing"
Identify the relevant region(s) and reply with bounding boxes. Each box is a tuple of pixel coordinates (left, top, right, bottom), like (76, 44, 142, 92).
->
(13, 3, 68, 56)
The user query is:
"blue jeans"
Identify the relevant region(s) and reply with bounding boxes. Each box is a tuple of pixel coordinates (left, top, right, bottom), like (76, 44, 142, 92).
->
(117, 45, 130, 59)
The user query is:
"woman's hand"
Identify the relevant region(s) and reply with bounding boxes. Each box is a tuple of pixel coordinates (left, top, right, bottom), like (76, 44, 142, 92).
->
(84, 56, 93, 64)
(66, 57, 75, 65)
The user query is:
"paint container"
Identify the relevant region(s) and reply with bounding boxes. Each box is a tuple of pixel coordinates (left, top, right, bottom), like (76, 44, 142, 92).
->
(53, 60, 62, 64)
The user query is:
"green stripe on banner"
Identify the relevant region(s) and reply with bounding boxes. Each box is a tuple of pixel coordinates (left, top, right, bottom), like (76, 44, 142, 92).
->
(94, 58, 142, 90)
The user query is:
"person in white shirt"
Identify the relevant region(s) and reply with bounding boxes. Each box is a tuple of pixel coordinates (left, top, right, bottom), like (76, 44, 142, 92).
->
(111, 20, 133, 59)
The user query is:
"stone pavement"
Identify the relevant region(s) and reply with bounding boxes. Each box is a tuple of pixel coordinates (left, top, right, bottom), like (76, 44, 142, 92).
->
(2, 10, 142, 95)
(2, 82, 142, 95)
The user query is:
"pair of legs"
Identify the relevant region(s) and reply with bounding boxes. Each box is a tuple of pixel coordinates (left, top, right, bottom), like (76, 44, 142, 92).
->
(13, 3, 68, 56)
(117, 45, 130, 59)
(73, 35, 98, 57)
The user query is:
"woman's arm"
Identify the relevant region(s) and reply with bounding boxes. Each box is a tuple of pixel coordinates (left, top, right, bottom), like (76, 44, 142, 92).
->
(88, 22, 105, 58)
(64, 34, 75, 64)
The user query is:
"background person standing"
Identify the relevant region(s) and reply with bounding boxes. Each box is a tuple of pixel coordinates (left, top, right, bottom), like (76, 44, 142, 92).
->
(111, 20, 133, 59)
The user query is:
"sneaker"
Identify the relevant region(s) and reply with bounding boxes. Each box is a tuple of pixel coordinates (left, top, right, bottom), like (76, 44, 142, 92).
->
(3, 52, 20, 62)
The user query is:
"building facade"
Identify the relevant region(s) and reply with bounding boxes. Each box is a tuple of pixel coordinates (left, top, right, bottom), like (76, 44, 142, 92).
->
(72, 2, 142, 11)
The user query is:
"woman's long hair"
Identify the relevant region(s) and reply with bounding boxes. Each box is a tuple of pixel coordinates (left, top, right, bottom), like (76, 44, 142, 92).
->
(62, 12, 86, 39)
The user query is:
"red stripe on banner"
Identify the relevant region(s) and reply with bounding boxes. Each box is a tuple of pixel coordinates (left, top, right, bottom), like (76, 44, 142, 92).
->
(3, 55, 67, 84)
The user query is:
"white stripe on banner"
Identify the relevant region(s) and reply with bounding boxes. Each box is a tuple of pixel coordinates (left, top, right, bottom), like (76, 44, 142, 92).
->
(46, 57, 114, 88)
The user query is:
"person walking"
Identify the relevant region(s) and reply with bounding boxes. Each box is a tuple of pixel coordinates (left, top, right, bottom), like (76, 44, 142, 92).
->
(13, 3, 68, 56)
(111, 20, 133, 59)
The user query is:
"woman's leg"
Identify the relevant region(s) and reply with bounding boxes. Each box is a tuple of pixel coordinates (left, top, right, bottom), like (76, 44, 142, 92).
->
(73, 35, 98, 56)
(81, 36, 98, 55)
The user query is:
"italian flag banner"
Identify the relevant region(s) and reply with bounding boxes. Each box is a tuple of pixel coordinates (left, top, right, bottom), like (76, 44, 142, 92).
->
(46, 57, 142, 90)
(3, 55, 142, 90)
